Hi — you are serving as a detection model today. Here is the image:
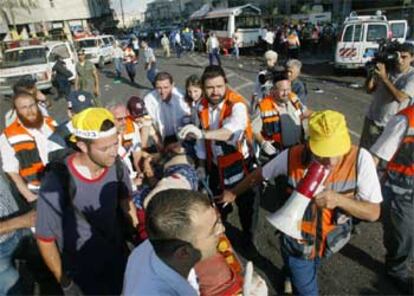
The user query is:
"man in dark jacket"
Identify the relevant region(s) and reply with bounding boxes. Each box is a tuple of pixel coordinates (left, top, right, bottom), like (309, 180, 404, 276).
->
(52, 55, 73, 100)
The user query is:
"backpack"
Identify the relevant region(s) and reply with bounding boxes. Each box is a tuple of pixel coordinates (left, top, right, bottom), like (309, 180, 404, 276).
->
(44, 149, 135, 246)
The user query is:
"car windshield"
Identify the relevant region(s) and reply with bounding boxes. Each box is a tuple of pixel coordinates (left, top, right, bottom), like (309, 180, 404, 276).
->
(76, 39, 98, 48)
(1, 47, 47, 68)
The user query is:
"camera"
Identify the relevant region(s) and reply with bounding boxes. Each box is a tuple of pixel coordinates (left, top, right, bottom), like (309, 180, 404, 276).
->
(258, 67, 284, 85)
(366, 39, 400, 74)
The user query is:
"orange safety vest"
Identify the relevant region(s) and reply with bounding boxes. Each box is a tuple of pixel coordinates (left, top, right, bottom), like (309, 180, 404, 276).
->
(121, 117, 137, 153)
(198, 89, 253, 189)
(385, 105, 414, 194)
(287, 34, 299, 49)
(284, 144, 358, 259)
(258, 93, 302, 149)
(4, 117, 56, 190)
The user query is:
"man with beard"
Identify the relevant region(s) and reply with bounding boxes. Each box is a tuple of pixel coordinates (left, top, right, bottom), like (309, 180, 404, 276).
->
(144, 72, 190, 145)
(35, 108, 138, 295)
(178, 65, 257, 249)
(256, 71, 310, 160)
(0, 91, 57, 204)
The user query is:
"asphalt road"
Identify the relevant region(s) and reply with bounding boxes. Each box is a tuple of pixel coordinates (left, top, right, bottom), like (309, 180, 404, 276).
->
(0, 49, 408, 295)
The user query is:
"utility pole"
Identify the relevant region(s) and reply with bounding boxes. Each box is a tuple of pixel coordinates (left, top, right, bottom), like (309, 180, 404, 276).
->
(120, 0, 126, 29)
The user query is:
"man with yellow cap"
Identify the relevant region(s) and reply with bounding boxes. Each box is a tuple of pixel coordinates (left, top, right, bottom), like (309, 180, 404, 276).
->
(35, 108, 138, 295)
(217, 110, 383, 295)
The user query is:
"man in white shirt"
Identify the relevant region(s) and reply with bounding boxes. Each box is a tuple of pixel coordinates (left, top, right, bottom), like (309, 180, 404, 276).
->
(123, 189, 224, 295)
(206, 33, 221, 66)
(218, 110, 383, 295)
(144, 72, 190, 145)
(141, 40, 157, 86)
(0, 92, 57, 203)
(370, 105, 414, 294)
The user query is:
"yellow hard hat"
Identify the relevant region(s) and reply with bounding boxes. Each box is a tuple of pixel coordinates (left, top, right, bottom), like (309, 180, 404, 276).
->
(71, 107, 116, 142)
(308, 110, 351, 157)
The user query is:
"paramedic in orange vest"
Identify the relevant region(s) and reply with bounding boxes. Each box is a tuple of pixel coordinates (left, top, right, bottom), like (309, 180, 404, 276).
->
(108, 103, 147, 190)
(178, 65, 258, 247)
(370, 105, 414, 295)
(218, 110, 383, 295)
(0, 91, 58, 204)
(257, 71, 310, 159)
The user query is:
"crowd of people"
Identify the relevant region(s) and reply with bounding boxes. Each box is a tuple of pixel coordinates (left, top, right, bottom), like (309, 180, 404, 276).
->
(0, 32, 413, 296)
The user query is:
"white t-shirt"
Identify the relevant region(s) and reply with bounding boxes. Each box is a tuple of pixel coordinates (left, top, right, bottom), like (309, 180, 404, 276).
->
(262, 147, 383, 203)
(0, 120, 58, 173)
(370, 115, 407, 162)
(195, 100, 250, 163)
(144, 88, 190, 140)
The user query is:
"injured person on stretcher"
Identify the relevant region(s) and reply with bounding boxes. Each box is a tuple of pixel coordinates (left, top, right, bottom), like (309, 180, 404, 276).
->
(131, 141, 268, 296)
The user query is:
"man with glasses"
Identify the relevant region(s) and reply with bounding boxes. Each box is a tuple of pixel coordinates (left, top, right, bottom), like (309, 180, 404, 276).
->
(108, 102, 146, 190)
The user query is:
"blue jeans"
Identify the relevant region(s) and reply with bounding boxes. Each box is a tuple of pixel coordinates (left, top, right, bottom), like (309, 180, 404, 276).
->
(209, 48, 221, 66)
(282, 250, 321, 296)
(0, 231, 23, 294)
(147, 64, 157, 86)
(114, 58, 123, 79)
(233, 46, 239, 59)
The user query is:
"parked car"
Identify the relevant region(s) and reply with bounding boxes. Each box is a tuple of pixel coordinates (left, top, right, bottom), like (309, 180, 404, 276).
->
(0, 41, 77, 95)
(74, 35, 115, 68)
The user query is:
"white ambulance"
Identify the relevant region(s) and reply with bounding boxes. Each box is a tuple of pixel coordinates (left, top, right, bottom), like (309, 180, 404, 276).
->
(334, 11, 408, 71)
(0, 41, 77, 95)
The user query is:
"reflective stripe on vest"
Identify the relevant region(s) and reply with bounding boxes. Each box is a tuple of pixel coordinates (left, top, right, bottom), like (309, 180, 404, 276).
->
(198, 89, 252, 189)
(4, 117, 56, 187)
(285, 144, 358, 259)
(258, 93, 302, 146)
(385, 105, 414, 195)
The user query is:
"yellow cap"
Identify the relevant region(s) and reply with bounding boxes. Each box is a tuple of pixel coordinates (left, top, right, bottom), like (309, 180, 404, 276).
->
(308, 110, 351, 157)
(71, 107, 116, 141)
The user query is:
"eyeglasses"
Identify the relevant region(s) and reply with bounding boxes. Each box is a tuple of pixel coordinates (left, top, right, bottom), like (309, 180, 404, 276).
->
(115, 116, 127, 122)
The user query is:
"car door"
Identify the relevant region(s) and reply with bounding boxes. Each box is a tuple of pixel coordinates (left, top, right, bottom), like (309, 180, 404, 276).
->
(389, 20, 408, 43)
(49, 43, 76, 80)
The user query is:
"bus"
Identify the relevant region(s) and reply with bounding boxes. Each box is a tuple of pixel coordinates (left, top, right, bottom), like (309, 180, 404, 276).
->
(189, 4, 262, 50)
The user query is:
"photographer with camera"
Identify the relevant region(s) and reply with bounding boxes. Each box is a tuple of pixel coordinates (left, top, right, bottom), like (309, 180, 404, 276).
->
(361, 42, 414, 149)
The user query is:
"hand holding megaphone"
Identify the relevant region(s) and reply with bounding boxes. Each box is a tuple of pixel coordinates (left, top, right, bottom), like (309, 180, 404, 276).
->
(314, 189, 340, 210)
(266, 161, 330, 240)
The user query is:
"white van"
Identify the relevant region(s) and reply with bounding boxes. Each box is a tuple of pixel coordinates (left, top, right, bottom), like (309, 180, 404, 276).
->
(334, 11, 408, 70)
(0, 41, 77, 95)
(75, 35, 115, 68)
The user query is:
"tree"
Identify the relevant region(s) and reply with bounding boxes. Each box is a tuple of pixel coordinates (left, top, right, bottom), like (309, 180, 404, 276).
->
(0, 0, 38, 34)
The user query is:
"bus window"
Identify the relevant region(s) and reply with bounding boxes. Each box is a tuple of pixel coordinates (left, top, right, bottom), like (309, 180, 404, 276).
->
(366, 24, 387, 42)
(235, 15, 261, 29)
(342, 25, 353, 42)
(204, 17, 228, 31)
